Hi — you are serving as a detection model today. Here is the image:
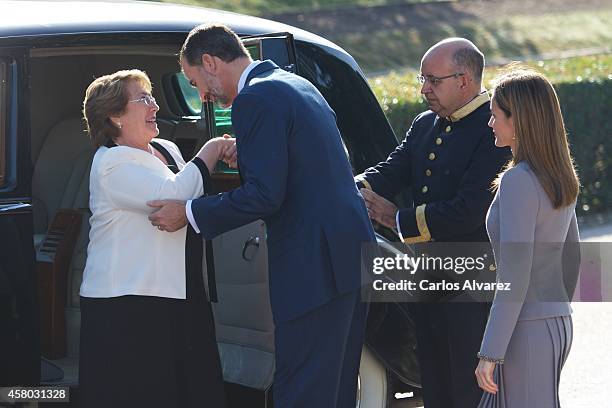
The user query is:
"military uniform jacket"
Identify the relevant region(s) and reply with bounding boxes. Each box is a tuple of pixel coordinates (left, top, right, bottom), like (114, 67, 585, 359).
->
(357, 93, 510, 244)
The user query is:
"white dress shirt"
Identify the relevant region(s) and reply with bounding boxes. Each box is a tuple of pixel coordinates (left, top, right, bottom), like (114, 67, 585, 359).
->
(80, 139, 205, 299)
(186, 59, 262, 233)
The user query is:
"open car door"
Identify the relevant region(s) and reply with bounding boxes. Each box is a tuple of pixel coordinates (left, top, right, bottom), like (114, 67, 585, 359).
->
(205, 33, 297, 402)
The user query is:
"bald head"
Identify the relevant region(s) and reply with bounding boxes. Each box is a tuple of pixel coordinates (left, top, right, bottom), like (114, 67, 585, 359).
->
(419, 38, 486, 117)
(423, 38, 485, 85)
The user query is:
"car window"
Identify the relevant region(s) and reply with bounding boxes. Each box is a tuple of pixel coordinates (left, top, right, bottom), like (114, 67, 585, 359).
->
(176, 73, 202, 115)
(294, 43, 398, 176)
(0, 60, 8, 188)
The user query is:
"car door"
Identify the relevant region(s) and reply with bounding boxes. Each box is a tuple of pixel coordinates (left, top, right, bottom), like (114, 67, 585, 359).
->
(0, 49, 40, 386)
(204, 34, 297, 395)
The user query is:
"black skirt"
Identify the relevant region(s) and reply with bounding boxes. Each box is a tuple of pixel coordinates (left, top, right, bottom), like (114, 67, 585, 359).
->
(79, 291, 226, 408)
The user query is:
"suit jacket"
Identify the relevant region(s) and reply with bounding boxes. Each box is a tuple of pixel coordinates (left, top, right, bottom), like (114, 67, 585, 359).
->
(479, 161, 579, 361)
(81, 138, 208, 299)
(356, 94, 511, 244)
(190, 60, 376, 322)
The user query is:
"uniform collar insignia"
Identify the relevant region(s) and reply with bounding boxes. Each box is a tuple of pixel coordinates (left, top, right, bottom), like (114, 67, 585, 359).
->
(447, 91, 490, 122)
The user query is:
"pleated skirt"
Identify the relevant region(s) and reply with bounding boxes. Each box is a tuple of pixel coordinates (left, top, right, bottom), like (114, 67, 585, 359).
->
(478, 315, 573, 408)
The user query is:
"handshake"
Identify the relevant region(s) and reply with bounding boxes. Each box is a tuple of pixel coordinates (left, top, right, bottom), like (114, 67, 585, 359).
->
(196, 134, 238, 173)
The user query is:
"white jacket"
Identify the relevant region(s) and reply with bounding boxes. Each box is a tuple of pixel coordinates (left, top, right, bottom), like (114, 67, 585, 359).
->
(80, 139, 204, 299)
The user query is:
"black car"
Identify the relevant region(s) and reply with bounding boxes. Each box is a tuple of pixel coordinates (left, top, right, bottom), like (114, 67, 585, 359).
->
(0, 1, 420, 406)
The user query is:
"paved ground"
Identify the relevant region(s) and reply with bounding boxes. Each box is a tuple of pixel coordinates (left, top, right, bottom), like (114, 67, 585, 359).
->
(581, 222, 612, 243)
(561, 222, 612, 405)
(559, 302, 612, 407)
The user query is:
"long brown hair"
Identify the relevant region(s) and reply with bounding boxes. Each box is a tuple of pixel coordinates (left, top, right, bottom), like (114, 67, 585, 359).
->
(491, 67, 579, 208)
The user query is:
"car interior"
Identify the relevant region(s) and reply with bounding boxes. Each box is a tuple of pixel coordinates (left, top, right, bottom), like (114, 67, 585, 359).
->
(29, 44, 275, 399)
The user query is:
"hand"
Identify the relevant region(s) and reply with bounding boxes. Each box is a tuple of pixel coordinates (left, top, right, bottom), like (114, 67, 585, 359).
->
(196, 135, 237, 172)
(360, 188, 398, 230)
(219, 134, 238, 168)
(475, 359, 498, 394)
(147, 199, 188, 232)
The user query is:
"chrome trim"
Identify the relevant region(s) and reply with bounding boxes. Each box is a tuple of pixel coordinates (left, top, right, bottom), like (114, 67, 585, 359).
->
(0, 202, 32, 212)
(356, 374, 361, 408)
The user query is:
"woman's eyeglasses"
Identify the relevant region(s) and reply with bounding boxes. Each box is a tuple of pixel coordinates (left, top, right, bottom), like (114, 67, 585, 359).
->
(129, 95, 157, 106)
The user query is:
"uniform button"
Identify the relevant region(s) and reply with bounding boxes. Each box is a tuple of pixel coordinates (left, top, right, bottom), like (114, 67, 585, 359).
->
(436, 137, 443, 145)
(445, 125, 452, 133)
(489, 264, 497, 271)
(422, 185, 428, 193)
(425, 169, 432, 176)
(428, 152, 436, 160)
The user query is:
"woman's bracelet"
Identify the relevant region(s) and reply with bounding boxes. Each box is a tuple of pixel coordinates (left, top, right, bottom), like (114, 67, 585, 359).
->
(477, 352, 504, 364)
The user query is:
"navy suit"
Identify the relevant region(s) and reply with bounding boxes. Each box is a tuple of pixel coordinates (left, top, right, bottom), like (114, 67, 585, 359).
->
(191, 60, 376, 407)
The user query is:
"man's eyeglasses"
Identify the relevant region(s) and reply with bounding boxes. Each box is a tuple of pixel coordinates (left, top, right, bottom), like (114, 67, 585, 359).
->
(129, 95, 157, 106)
(417, 73, 464, 86)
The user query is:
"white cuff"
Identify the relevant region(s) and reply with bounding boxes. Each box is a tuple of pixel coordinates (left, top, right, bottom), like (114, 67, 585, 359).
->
(186, 200, 201, 234)
(396, 210, 403, 240)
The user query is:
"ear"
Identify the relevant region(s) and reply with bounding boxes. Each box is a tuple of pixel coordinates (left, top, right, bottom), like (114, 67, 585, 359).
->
(108, 115, 122, 128)
(459, 73, 470, 89)
(201, 54, 217, 73)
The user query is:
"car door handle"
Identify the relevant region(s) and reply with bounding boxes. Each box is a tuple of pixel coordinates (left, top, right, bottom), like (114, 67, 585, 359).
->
(242, 236, 260, 261)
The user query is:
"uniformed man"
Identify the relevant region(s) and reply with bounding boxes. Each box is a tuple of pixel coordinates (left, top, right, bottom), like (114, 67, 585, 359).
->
(356, 38, 511, 407)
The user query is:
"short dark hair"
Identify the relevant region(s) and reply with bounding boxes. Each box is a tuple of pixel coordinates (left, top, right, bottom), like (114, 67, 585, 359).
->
(180, 24, 249, 66)
(452, 47, 485, 83)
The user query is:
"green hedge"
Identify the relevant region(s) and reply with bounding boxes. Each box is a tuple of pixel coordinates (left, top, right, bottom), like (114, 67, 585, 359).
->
(558, 81, 612, 215)
(373, 80, 612, 216)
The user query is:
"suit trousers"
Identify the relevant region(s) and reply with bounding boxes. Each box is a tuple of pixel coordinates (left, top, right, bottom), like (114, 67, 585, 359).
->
(273, 289, 369, 408)
(412, 302, 490, 408)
